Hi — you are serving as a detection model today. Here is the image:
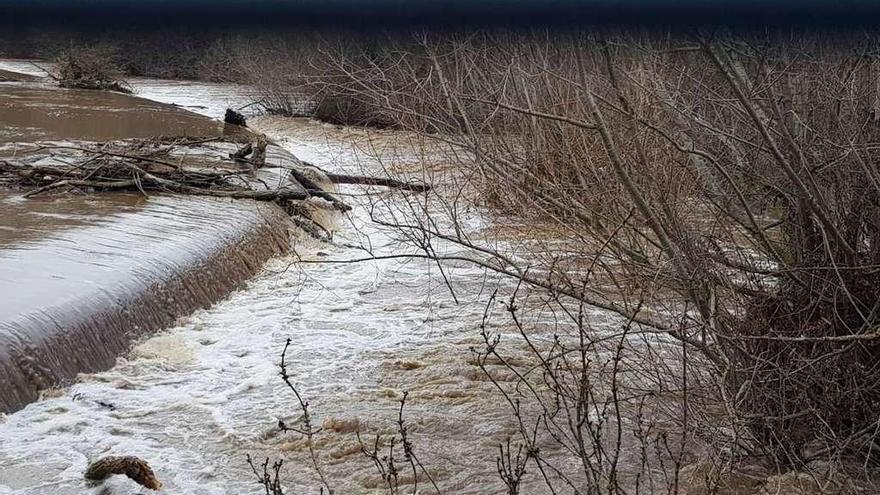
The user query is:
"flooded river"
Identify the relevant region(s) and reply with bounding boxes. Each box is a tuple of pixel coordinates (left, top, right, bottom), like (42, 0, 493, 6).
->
(0, 84, 224, 143)
(0, 64, 539, 494)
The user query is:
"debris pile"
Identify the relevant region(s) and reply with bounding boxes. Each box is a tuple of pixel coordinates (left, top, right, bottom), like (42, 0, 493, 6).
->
(0, 134, 431, 240)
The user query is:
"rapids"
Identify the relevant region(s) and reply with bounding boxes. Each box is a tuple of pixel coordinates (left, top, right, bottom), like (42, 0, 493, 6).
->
(0, 63, 555, 494)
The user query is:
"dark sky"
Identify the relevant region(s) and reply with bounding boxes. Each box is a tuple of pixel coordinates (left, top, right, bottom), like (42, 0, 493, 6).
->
(3, 1, 880, 30)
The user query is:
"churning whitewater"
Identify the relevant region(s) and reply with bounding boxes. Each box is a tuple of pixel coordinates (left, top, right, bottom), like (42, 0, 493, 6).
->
(0, 76, 542, 494)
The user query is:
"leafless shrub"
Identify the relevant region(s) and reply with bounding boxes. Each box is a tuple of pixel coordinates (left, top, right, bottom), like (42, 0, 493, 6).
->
(213, 35, 320, 116)
(315, 30, 880, 491)
(252, 340, 440, 494)
(496, 438, 529, 495)
(53, 44, 131, 93)
(275, 338, 333, 494)
(115, 32, 217, 80)
(197, 36, 251, 83)
(355, 391, 441, 495)
(247, 455, 287, 495)
(468, 285, 690, 494)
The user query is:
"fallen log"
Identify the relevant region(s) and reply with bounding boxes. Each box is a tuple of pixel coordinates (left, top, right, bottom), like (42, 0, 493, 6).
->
(287, 167, 352, 212)
(24, 158, 314, 201)
(142, 173, 310, 201)
(21, 174, 312, 201)
(23, 178, 140, 198)
(326, 172, 431, 192)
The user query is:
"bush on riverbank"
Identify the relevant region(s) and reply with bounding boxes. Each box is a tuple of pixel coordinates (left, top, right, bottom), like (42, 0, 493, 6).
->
(7, 30, 405, 125)
(15, 27, 880, 493)
(313, 31, 880, 492)
(53, 45, 132, 93)
(209, 34, 404, 125)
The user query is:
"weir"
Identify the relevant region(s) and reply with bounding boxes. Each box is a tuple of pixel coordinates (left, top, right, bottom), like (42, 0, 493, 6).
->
(0, 194, 289, 412)
(0, 76, 296, 413)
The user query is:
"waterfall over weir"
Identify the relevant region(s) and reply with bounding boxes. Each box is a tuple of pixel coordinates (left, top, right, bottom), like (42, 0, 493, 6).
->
(0, 193, 290, 413)
(0, 75, 294, 413)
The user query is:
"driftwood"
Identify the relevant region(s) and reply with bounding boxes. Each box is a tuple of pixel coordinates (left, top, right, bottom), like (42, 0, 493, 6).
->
(21, 174, 310, 201)
(0, 137, 315, 204)
(291, 214, 333, 242)
(251, 135, 268, 168)
(60, 79, 132, 94)
(84, 455, 162, 490)
(230, 142, 253, 161)
(0, 136, 437, 249)
(298, 160, 432, 192)
(229, 135, 269, 174)
(0, 136, 432, 242)
(288, 167, 351, 212)
(326, 172, 431, 192)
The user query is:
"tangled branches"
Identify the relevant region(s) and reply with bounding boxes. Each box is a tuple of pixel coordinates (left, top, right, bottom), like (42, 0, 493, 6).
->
(293, 30, 880, 490)
(0, 136, 312, 200)
(0, 135, 431, 218)
(53, 45, 132, 93)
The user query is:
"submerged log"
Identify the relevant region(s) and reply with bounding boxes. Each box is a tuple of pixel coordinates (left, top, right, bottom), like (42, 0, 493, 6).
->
(85, 456, 162, 490)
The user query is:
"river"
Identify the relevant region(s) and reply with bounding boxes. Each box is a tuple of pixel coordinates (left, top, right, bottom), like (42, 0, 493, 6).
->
(0, 65, 532, 494)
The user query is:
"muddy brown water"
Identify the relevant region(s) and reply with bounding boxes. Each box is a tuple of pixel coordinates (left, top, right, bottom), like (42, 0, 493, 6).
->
(0, 81, 292, 413)
(0, 69, 573, 495)
(0, 83, 229, 144)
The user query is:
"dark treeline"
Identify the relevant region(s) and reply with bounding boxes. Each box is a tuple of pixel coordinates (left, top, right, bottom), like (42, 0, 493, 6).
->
(0, 29, 241, 80)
